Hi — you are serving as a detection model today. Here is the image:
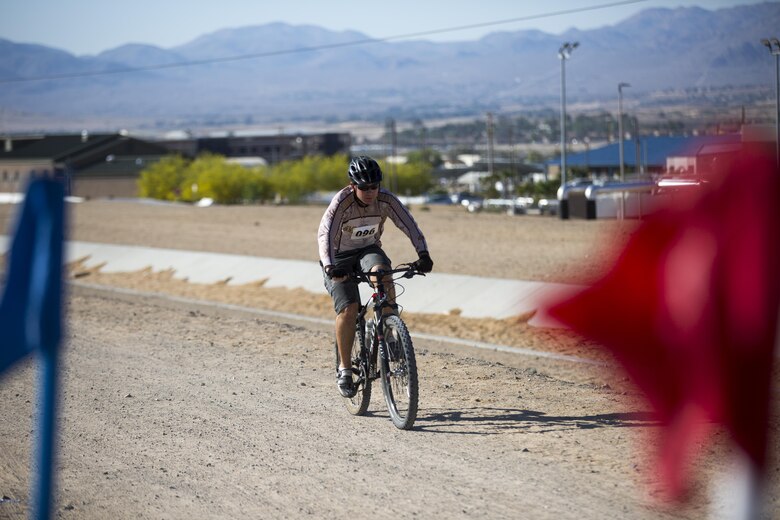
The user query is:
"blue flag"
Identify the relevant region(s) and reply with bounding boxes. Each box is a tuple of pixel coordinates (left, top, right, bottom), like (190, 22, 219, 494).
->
(0, 178, 64, 373)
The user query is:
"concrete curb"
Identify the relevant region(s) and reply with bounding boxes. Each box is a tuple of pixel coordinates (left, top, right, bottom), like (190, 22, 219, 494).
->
(1, 236, 582, 325)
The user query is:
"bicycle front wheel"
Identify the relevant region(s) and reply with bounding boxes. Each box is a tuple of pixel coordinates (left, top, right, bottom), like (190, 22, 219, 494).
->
(379, 315, 418, 430)
(335, 319, 371, 415)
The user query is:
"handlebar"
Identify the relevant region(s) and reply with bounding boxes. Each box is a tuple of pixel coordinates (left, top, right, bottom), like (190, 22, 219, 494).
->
(350, 263, 425, 283)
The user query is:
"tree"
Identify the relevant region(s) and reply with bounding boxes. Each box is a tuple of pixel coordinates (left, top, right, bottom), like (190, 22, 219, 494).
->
(141, 153, 434, 205)
(525, 150, 547, 165)
(406, 149, 443, 168)
(268, 154, 350, 203)
(517, 178, 559, 200)
(138, 153, 273, 204)
(172, 153, 263, 204)
(393, 161, 433, 195)
(138, 155, 189, 201)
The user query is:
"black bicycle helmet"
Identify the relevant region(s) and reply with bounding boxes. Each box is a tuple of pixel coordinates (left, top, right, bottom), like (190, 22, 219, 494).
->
(348, 156, 383, 186)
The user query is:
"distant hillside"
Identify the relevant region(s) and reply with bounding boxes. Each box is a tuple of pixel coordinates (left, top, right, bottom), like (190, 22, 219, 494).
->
(0, 2, 777, 130)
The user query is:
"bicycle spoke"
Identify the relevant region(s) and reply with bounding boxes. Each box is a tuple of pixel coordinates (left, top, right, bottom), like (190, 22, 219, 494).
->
(380, 315, 418, 429)
(338, 316, 371, 415)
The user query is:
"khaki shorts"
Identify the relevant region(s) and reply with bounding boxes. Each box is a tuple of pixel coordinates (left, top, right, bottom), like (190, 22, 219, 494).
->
(322, 245, 392, 314)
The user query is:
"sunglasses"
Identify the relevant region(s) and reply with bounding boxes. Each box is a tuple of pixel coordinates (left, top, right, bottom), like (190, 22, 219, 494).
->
(356, 184, 379, 191)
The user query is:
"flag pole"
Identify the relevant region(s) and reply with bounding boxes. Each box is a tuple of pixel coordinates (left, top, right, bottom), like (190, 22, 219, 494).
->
(26, 178, 66, 520)
(33, 345, 60, 520)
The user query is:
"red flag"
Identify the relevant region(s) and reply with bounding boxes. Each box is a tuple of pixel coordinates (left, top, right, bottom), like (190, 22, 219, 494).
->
(548, 150, 780, 498)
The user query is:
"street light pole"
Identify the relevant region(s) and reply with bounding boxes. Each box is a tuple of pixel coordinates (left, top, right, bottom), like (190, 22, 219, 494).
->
(618, 82, 630, 182)
(558, 41, 578, 219)
(761, 38, 780, 168)
(618, 82, 630, 220)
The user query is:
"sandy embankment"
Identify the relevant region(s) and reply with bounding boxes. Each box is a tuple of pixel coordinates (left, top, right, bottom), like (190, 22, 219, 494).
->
(29, 201, 636, 360)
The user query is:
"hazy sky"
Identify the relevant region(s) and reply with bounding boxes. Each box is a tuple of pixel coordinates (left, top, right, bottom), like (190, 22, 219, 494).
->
(0, 0, 770, 56)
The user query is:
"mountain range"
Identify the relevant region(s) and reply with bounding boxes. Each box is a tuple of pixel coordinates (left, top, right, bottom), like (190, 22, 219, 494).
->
(0, 2, 778, 131)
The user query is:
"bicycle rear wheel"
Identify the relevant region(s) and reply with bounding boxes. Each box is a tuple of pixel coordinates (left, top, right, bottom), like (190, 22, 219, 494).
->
(379, 315, 418, 430)
(335, 318, 371, 415)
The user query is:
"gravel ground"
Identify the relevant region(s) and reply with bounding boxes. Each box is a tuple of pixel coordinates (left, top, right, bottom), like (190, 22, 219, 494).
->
(0, 199, 777, 519)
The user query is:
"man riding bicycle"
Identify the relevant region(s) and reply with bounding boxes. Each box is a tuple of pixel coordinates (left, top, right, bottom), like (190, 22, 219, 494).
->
(318, 156, 434, 397)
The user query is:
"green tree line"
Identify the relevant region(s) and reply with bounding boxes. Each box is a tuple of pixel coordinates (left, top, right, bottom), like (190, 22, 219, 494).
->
(138, 153, 434, 204)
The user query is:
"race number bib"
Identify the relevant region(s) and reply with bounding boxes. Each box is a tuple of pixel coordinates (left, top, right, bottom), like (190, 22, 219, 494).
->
(349, 223, 378, 240)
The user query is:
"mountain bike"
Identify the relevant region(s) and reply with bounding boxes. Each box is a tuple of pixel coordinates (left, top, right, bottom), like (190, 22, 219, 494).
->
(334, 264, 423, 430)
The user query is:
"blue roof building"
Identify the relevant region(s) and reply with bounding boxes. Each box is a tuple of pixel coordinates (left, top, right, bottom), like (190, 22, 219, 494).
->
(547, 134, 742, 177)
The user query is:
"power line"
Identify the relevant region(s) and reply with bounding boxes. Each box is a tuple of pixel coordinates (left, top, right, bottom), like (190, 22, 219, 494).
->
(0, 0, 649, 85)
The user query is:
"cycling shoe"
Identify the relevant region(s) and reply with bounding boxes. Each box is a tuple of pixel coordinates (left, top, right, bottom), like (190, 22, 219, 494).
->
(337, 368, 357, 398)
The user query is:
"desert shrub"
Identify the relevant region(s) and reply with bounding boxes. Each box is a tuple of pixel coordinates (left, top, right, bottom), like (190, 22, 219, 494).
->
(268, 154, 349, 202)
(393, 161, 433, 195)
(181, 154, 273, 204)
(138, 153, 273, 204)
(139, 153, 431, 204)
(138, 155, 189, 200)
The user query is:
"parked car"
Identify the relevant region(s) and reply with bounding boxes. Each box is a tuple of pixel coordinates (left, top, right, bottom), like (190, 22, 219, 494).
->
(467, 197, 533, 215)
(538, 198, 560, 216)
(450, 192, 477, 204)
(456, 193, 485, 212)
(423, 193, 454, 205)
(465, 199, 484, 213)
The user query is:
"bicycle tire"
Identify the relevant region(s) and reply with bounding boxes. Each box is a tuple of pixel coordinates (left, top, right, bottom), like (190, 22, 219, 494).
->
(335, 318, 371, 415)
(379, 315, 418, 430)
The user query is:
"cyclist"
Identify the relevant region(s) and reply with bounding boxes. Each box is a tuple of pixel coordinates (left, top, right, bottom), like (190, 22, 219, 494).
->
(318, 156, 434, 397)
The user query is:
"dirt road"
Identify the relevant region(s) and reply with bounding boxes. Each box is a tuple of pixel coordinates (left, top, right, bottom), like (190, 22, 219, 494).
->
(0, 200, 777, 519)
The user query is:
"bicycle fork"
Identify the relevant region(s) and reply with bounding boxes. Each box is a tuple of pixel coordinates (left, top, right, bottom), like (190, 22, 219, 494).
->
(363, 289, 394, 383)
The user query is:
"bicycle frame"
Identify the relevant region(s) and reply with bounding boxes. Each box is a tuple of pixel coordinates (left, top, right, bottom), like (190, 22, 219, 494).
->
(353, 266, 417, 385)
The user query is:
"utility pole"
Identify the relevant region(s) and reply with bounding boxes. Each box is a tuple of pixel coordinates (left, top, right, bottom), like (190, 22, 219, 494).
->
(633, 117, 641, 176)
(486, 112, 495, 178)
(761, 38, 780, 168)
(558, 42, 578, 219)
(618, 83, 630, 182)
(386, 118, 398, 192)
(618, 82, 630, 220)
(508, 125, 516, 184)
(414, 118, 426, 151)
